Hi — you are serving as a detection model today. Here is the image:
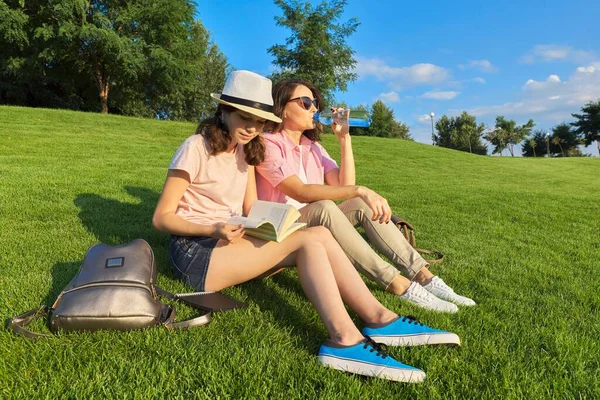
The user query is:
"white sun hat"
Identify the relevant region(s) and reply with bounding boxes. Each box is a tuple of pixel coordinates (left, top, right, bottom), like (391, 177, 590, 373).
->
(211, 70, 282, 123)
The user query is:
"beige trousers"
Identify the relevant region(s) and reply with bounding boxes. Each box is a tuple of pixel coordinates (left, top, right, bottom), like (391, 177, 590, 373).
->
(298, 199, 427, 288)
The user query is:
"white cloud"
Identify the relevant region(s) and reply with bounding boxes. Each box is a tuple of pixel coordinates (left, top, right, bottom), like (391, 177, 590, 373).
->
(472, 77, 486, 84)
(523, 74, 561, 91)
(378, 91, 400, 102)
(417, 114, 433, 124)
(521, 45, 597, 64)
(355, 57, 450, 89)
(421, 90, 460, 100)
(458, 59, 498, 73)
(461, 62, 600, 120)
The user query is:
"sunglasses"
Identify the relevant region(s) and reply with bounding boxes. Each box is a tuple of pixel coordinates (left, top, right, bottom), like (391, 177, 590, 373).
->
(288, 96, 319, 111)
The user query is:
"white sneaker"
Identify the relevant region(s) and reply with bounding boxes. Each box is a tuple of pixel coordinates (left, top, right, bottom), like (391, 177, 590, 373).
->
(423, 276, 476, 306)
(398, 282, 458, 313)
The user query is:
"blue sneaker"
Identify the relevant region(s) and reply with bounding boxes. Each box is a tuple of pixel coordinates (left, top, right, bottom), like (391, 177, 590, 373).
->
(318, 337, 425, 383)
(362, 316, 460, 347)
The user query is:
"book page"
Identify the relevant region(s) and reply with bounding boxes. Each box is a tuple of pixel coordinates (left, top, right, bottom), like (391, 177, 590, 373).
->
(227, 216, 263, 229)
(247, 201, 294, 233)
(277, 222, 307, 242)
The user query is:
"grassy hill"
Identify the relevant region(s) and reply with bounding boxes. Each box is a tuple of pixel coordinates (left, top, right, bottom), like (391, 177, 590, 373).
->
(1, 105, 599, 398)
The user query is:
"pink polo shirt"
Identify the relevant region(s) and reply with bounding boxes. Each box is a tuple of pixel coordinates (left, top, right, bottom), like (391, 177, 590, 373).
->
(255, 131, 339, 204)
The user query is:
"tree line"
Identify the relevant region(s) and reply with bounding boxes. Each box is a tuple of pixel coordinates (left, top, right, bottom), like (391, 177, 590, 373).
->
(433, 100, 600, 157)
(1, 0, 228, 120)
(1, 0, 598, 152)
(0, 0, 412, 138)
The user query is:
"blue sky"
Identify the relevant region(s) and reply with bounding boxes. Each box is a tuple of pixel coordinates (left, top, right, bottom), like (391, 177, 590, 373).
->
(197, 0, 599, 155)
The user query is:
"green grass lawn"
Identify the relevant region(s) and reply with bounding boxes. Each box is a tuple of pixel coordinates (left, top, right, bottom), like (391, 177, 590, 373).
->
(1, 105, 599, 398)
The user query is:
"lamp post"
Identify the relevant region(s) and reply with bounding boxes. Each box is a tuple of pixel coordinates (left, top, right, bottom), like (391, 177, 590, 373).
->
(430, 112, 435, 144)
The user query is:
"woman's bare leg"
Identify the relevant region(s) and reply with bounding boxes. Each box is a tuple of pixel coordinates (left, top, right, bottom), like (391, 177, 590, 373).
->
(205, 227, 364, 346)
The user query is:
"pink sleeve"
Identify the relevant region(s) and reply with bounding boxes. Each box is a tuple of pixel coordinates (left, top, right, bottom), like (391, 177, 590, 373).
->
(317, 143, 339, 174)
(169, 136, 202, 180)
(256, 139, 297, 187)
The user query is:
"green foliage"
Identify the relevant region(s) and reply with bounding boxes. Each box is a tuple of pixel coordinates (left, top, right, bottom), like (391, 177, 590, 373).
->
(522, 125, 582, 157)
(343, 101, 411, 139)
(0, 1, 28, 49)
(365, 100, 412, 139)
(434, 111, 487, 154)
(571, 99, 600, 154)
(486, 116, 535, 157)
(521, 130, 549, 157)
(550, 123, 581, 157)
(389, 120, 412, 140)
(0, 0, 228, 120)
(269, 0, 359, 105)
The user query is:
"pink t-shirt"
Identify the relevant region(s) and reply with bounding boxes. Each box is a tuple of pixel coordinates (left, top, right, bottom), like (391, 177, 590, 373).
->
(169, 134, 248, 225)
(255, 131, 339, 203)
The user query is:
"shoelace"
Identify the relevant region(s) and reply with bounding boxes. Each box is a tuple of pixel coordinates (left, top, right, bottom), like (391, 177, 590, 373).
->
(400, 315, 424, 326)
(410, 283, 436, 300)
(432, 277, 455, 293)
(362, 336, 390, 359)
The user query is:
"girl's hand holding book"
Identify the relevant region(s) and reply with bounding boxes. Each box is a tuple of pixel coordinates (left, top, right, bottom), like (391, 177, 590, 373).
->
(212, 222, 245, 243)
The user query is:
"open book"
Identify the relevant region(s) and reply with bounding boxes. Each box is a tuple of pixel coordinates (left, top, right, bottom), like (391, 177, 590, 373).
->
(227, 201, 306, 243)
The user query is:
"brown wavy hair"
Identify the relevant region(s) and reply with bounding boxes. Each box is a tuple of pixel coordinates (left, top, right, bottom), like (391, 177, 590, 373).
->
(266, 79, 325, 142)
(195, 104, 265, 166)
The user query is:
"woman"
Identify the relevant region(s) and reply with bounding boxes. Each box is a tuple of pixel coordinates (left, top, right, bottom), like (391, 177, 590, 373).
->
(152, 70, 459, 383)
(255, 79, 475, 313)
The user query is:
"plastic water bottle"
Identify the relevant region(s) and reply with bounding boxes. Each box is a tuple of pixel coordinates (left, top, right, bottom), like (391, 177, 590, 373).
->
(314, 109, 371, 128)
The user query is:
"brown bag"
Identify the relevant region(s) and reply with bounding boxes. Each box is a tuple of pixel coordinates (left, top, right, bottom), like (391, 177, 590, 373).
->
(391, 215, 445, 265)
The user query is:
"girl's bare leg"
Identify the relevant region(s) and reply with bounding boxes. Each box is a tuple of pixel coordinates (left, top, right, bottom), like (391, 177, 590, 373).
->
(205, 227, 364, 346)
(309, 228, 398, 325)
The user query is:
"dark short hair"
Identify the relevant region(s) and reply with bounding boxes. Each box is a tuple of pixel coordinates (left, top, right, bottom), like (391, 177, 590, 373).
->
(196, 104, 265, 166)
(266, 79, 325, 142)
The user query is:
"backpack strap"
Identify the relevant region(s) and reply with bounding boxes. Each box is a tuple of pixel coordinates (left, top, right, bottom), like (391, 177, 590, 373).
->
(391, 215, 416, 246)
(155, 286, 212, 329)
(412, 247, 445, 264)
(6, 306, 53, 339)
(390, 215, 445, 265)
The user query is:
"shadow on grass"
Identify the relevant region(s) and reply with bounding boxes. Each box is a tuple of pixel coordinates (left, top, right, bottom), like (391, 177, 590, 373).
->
(236, 277, 325, 352)
(74, 186, 170, 274)
(74, 186, 160, 245)
(6, 261, 80, 336)
(42, 261, 81, 306)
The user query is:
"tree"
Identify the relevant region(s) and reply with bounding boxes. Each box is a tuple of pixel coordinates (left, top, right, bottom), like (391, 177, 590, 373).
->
(484, 127, 508, 156)
(135, 15, 230, 120)
(552, 136, 564, 157)
(389, 120, 412, 140)
(571, 99, 600, 155)
(529, 139, 537, 157)
(550, 123, 580, 157)
(368, 100, 395, 138)
(434, 112, 487, 154)
(1, 0, 92, 110)
(268, 0, 359, 105)
(0, 0, 228, 120)
(491, 116, 535, 157)
(360, 100, 411, 139)
(522, 130, 548, 157)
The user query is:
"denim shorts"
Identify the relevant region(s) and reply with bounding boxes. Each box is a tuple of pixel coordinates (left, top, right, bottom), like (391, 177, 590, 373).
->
(169, 235, 220, 292)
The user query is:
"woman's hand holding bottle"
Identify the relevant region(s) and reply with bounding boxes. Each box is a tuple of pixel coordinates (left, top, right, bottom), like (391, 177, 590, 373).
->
(330, 108, 350, 138)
